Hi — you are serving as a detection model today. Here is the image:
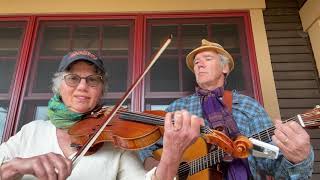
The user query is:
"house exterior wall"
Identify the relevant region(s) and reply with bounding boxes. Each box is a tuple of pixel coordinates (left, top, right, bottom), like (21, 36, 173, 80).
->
(300, 0, 320, 77)
(0, 0, 281, 118)
(0, 0, 265, 14)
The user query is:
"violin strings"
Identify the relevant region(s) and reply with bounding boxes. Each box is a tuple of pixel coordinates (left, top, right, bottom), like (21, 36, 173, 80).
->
(120, 111, 163, 121)
(118, 110, 164, 125)
(117, 110, 213, 134)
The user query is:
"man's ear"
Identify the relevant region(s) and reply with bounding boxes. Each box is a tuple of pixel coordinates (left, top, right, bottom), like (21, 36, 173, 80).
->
(222, 64, 230, 75)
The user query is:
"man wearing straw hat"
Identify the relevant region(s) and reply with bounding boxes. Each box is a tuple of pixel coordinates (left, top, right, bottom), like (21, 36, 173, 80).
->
(139, 39, 314, 179)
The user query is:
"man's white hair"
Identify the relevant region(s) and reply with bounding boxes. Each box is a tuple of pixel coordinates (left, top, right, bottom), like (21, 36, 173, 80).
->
(218, 53, 230, 69)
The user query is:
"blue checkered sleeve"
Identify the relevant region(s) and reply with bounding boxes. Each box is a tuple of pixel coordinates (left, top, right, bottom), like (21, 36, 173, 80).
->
(232, 91, 314, 180)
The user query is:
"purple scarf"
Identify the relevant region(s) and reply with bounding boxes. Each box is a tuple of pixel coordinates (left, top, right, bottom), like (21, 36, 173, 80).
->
(196, 86, 251, 180)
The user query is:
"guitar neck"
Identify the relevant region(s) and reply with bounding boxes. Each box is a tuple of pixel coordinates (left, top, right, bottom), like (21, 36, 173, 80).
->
(250, 114, 305, 143)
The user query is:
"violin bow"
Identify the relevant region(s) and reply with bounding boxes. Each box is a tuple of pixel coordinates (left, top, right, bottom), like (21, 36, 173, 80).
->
(71, 35, 172, 168)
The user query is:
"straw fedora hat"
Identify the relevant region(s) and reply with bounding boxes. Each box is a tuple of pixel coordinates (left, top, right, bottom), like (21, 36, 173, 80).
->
(186, 39, 234, 73)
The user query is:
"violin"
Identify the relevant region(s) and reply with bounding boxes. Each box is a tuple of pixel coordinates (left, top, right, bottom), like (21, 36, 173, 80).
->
(68, 108, 165, 153)
(68, 108, 252, 158)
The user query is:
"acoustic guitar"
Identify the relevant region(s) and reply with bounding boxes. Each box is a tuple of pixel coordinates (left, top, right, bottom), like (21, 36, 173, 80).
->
(153, 106, 320, 180)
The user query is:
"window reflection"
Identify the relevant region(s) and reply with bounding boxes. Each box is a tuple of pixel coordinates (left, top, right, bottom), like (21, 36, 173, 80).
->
(35, 106, 48, 120)
(0, 105, 8, 141)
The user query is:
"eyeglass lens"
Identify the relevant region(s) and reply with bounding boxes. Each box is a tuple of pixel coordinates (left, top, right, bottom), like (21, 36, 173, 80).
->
(64, 74, 102, 87)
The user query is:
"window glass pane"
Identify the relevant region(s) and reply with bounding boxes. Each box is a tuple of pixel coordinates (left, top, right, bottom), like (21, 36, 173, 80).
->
(0, 102, 9, 141)
(211, 24, 240, 54)
(102, 26, 130, 92)
(147, 25, 179, 92)
(150, 57, 179, 92)
(74, 26, 99, 53)
(150, 25, 178, 55)
(104, 59, 128, 92)
(35, 106, 48, 120)
(103, 26, 129, 56)
(0, 27, 23, 56)
(181, 24, 207, 52)
(40, 27, 70, 56)
(0, 61, 16, 93)
(32, 59, 60, 93)
(0, 24, 25, 94)
(227, 56, 244, 90)
(18, 100, 48, 131)
(150, 105, 168, 111)
(182, 59, 197, 92)
(145, 98, 176, 111)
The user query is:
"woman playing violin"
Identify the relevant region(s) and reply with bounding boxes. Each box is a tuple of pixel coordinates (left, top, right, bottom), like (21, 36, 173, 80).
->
(0, 50, 204, 180)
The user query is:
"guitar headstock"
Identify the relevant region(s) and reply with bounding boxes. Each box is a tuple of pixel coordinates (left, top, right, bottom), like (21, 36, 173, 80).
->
(300, 105, 320, 129)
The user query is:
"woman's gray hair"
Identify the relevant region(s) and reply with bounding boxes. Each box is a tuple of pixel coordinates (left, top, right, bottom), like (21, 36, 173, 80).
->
(51, 63, 108, 94)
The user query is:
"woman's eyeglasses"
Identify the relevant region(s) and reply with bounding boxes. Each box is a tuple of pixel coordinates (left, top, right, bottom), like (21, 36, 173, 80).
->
(63, 74, 103, 87)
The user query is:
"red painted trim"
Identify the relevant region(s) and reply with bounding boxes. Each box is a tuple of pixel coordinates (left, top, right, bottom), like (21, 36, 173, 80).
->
(3, 16, 37, 141)
(243, 13, 264, 105)
(26, 20, 44, 98)
(131, 15, 145, 112)
(12, 17, 40, 136)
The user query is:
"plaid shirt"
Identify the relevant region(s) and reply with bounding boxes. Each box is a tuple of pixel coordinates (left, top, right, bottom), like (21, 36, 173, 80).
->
(138, 90, 314, 180)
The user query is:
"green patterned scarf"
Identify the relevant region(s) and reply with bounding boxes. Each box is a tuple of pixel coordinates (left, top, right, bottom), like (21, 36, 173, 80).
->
(47, 94, 83, 129)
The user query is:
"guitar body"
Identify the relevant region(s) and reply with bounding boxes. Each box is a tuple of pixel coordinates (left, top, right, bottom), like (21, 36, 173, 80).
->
(153, 137, 222, 180)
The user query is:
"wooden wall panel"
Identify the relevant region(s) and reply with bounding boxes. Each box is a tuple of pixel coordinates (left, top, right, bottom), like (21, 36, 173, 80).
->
(267, 38, 307, 46)
(265, 23, 302, 30)
(273, 71, 317, 80)
(275, 80, 318, 89)
(271, 54, 313, 62)
(267, 30, 306, 38)
(272, 62, 314, 71)
(264, 0, 320, 178)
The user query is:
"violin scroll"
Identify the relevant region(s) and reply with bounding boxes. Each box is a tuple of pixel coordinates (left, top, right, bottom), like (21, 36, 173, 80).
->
(232, 135, 253, 158)
(203, 130, 252, 159)
(203, 130, 235, 154)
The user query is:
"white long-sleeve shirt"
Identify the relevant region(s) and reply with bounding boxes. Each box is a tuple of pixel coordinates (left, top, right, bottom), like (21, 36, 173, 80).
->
(0, 120, 155, 180)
